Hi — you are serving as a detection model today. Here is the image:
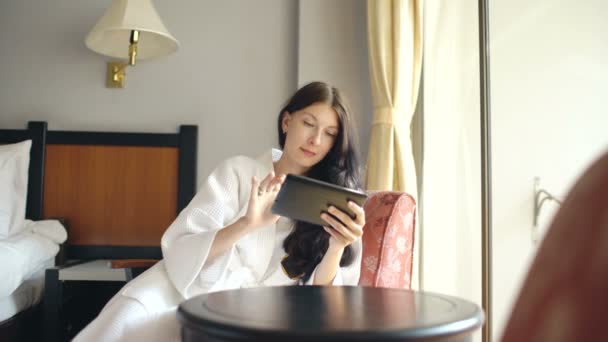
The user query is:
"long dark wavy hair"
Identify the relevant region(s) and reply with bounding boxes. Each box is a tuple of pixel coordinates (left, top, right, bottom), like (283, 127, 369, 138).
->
(278, 81, 362, 283)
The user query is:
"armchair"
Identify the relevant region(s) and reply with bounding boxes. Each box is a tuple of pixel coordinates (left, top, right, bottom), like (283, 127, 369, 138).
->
(359, 191, 416, 289)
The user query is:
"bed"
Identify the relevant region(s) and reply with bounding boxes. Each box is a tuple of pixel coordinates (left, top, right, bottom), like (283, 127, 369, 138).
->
(38, 123, 198, 341)
(0, 121, 68, 341)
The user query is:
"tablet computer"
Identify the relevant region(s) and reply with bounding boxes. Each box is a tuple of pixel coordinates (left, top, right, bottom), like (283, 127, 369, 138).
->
(271, 174, 368, 226)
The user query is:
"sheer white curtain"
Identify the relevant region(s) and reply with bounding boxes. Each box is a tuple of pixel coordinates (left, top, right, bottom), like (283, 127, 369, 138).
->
(422, 0, 482, 340)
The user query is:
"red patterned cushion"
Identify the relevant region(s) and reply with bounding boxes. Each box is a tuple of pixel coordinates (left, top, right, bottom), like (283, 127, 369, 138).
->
(358, 191, 416, 289)
(501, 151, 608, 342)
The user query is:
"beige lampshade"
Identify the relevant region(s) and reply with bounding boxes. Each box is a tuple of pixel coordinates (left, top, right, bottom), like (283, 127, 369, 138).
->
(85, 0, 179, 60)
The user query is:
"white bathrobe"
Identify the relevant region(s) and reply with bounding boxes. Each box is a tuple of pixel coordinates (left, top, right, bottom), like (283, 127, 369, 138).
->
(73, 149, 362, 342)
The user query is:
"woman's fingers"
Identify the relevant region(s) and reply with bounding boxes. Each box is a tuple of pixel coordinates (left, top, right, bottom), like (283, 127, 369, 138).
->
(326, 206, 363, 237)
(323, 226, 348, 245)
(321, 204, 365, 247)
(321, 212, 357, 241)
(267, 173, 286, 192)
(258, 171, 274, 194)
(267, 178, 280, 192)
(347, 201, 366, 226)
(250, 176, 259, 200)
(326, 206, 354, 227)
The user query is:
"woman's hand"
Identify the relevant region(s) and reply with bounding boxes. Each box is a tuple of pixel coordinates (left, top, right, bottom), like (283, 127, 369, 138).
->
(321, 201, 365, 251)
(243, 171, 285, 231)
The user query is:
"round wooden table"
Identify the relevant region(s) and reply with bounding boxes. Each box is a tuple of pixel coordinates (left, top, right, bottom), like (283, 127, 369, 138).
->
(177, 286, 484, 342)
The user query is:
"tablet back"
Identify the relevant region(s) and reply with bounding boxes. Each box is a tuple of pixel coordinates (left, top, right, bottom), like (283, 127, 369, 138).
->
(272, 174, 368, 226)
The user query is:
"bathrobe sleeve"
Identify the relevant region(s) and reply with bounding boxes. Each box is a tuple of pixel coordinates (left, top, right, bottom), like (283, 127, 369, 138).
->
(161, 156, 250, 298)
(304, 239, 363, 286)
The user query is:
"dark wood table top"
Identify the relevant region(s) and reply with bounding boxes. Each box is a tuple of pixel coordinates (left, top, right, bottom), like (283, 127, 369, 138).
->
(177, 286, 484, 341)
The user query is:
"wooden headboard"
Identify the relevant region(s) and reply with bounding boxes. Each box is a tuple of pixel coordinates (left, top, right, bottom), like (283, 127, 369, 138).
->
(41, 125, 197, 260)
(0, 121, 47, 221)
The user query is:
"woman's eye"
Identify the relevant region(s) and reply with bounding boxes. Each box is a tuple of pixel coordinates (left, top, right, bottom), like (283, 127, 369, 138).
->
(303, 121, 314, 127)
(325, 131, 337, 138)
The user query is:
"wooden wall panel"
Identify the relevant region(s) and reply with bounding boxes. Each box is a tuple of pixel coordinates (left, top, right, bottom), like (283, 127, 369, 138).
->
(43, 145, 178, 246)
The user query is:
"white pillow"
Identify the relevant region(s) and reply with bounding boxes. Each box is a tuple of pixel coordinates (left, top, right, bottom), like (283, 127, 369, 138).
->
(0, 140, 31, 238)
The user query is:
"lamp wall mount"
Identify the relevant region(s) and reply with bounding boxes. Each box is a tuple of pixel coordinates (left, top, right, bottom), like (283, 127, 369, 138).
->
(106, 62, 126, 88)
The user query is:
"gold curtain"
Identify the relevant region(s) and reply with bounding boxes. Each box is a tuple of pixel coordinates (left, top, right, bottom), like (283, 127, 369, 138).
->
(366, 0, 422, 194)
(366, 0, 423, 288)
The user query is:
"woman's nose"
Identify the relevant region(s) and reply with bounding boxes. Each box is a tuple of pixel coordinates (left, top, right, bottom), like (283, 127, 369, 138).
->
(308, 130, 322, 145)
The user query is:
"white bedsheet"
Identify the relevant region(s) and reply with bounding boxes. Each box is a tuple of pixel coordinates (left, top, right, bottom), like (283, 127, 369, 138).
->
(0, 219, 66, 299)
(0, 258, 52, 322)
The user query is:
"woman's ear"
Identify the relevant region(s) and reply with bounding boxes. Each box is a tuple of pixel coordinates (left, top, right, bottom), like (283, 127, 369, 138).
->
(282, 111, 291, 134)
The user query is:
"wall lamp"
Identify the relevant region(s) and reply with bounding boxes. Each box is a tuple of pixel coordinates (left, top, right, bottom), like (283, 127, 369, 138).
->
(85, 0, 179, 88)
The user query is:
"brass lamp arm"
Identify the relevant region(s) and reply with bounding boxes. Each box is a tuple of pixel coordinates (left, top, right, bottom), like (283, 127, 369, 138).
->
(107, 30, 139, 88)
(128, 30, 139, 66)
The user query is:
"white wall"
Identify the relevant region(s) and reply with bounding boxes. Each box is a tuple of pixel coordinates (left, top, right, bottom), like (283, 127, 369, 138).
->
(0, 0, 360, 186)
(0, 0, 371, 186)
(490, 0, 608, 339)
(0, 0, 372, 185)
(297, 0, 373, 161)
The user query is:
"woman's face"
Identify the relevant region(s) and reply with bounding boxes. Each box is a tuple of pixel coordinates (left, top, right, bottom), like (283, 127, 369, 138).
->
(282, 102, 340, 170)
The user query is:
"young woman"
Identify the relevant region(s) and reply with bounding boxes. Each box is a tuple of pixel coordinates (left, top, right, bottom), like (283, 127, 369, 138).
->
(74, 81, 366, 341)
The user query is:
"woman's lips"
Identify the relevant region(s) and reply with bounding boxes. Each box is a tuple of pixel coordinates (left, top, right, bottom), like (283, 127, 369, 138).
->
(300, 148, 317, 157)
